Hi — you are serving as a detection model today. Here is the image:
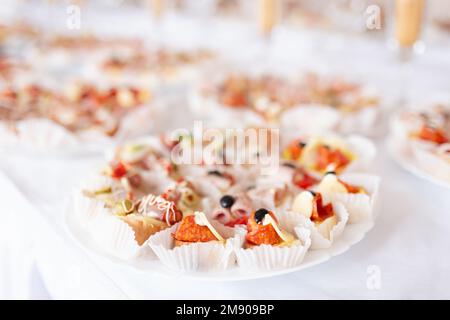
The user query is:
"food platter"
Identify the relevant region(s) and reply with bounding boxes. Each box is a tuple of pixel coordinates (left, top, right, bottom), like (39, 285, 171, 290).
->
(64, 199, 376, 281)
(387, 138, 450, 189)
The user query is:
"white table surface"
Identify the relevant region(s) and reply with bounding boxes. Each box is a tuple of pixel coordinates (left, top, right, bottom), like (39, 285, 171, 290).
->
(1, 3, 450, 299)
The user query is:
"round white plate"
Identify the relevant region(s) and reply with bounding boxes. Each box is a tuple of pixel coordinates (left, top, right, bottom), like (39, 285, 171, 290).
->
(387, 137, 450, 189)
(64, 201, 376, 282)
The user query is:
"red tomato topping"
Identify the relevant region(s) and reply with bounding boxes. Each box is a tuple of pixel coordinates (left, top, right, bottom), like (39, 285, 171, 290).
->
(315, 145, 350, 172)
(173, 215, 218, 242)
(310, 193, 334, 223)
(245, 211, 283, 246)
(292, 168, 319, 189)
(111, 162, 127, 179)
(221, 92, 247, 108)
(417, 125, 448, 145)
(283, 139, 305, 161)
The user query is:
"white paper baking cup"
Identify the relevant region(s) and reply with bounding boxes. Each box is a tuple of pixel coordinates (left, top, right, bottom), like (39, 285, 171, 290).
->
(6, 118, 80, 149)
(235, 226, 311, 271)
(292, 201, 349, 250)
(72, 191, 109, 227)
(88, 212, 157, 261)
(319, 173, 381, 224)
(148, 222, 244, 272)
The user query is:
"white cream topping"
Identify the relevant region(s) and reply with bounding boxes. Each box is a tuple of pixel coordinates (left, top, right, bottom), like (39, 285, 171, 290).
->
(262, 214, 295, 243)
(194, 211, 224, 241)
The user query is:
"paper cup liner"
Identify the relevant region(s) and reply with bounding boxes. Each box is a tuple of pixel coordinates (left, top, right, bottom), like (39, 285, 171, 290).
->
(13, 118, 79, 149)
(88, 212, 156, 261)
(148, 222, 244, 272)
(293, 201, 349, 250)
(235, 227, 311, 271)
(320, 173, 380, 224)
(72, 191, 109, 227)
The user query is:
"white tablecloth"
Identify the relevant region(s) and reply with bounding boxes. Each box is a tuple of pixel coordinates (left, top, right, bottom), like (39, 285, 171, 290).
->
(1, 3, 450, 299)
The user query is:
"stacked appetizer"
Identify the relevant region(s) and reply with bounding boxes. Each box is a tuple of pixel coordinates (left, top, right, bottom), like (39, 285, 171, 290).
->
(73, 132, 379, 272)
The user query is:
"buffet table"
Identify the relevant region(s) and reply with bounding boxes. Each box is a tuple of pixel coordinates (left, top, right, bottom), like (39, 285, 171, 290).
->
(1, 3, 450, 299)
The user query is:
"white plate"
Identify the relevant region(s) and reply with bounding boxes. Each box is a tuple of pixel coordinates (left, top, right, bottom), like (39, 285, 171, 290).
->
(386, 137, 450, 189)
(64, 200, 376, 282)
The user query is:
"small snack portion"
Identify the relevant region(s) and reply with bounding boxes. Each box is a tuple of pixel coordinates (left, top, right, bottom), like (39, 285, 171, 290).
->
(212, 193, 252, 227)
(149, 210, 240, 272)
(314, 172, 379, 224)
(245, 208, 296, 248)
(282, 139, 307, 162)
(161, 180, 201, 215)
(291, 191, 338, 240)
(234, 208, 311, 271)
(173, 212, 225, 247)
(120, 214, 167, 245)
(301, 137, 355, 174)
(118, 193, 182, 246)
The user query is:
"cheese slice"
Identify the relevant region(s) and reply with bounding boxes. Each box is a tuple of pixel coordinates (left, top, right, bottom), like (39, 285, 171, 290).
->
(194, 211, 224, 242)
(291, 191, 315, 219)
(262, 214, 295, 244)
(316, 173, 348, 194)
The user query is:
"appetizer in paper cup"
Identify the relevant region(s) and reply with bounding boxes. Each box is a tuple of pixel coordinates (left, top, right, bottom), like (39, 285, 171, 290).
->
(296, 135, 376, 176)
(148, 212, 243, 272)
(87, 192, 183, 260)
(291, 191, 349, 249)
(235, 209, 311, 271)
(315, 172, 380, 224)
